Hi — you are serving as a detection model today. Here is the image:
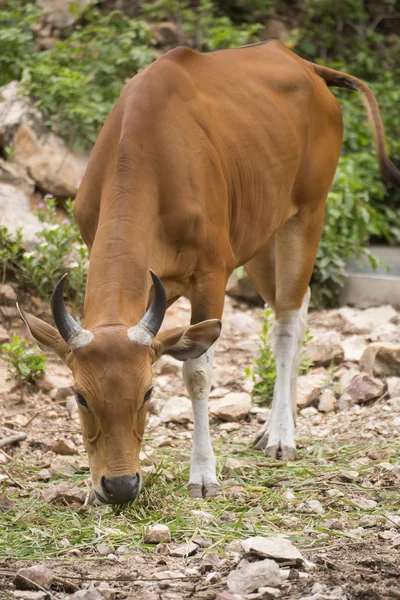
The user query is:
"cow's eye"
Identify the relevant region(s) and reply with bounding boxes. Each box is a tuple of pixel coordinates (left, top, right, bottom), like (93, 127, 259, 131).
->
(144, 387, 153, 402)
(76, 392, 88, 408)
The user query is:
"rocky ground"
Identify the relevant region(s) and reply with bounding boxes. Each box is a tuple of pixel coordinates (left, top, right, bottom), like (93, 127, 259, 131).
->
(1, 284, 400, 600)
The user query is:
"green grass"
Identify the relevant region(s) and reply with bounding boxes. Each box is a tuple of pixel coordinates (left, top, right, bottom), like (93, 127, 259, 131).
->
(1, 435, 400, 560)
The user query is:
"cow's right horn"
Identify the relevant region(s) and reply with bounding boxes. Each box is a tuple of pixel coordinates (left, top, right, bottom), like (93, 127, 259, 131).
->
(51, 274, 93, 350)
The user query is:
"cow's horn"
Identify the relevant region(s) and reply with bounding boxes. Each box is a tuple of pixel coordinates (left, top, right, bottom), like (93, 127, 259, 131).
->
(128, 271, 167, 345)
(51, 274, 93, 350)
(138, 271, 167, 337)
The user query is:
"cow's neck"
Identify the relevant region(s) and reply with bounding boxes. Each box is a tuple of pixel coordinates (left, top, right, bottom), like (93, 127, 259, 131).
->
(83, 189, 160, 330)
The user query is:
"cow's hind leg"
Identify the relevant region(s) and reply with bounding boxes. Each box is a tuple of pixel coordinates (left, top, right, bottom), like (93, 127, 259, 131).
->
(183, 270, 228, 497)
(248, 208, 324, 459)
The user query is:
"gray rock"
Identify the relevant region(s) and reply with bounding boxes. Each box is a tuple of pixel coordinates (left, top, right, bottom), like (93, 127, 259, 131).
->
(12, 592, 48, 600)
(71, 588, 106, 600)
(227, 559, 282, 595)
(160, 397, 192, 424)
(318, 389, 337, 413)
(360, 342, 400, 377)
(209, 393, 252, 421)
(339, 306, 397, 334)
(241, 536, 304, 563)
(0, 182, 42, 246)
(297, 373, 327, 408)
(347, 373, 384, 402)
(14, 565, 54, 591)
(387, 377, 400, 398)
(169, 541, 198, 557)
(369, 322, 400, 343)
(342, 335, 367, 362)
(42, 482, 86, 504)
(303, 331, 344, 366)
(144, 524, 171, 544)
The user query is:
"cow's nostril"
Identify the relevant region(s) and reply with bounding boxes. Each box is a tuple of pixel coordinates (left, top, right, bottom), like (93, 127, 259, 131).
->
(100, 473, 141, 504)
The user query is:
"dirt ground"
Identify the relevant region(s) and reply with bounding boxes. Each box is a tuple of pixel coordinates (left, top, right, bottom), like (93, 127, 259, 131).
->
(0, 291, 399, 599)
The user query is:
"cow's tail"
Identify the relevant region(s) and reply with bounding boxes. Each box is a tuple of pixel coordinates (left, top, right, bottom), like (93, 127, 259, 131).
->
(303, 60, 400, 189)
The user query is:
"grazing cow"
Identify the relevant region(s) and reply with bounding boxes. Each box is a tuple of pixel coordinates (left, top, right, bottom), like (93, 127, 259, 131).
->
(18, 40, 400, 504)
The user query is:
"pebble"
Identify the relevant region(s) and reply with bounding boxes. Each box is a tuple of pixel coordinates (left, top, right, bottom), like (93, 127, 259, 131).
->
(227, 559, 282, 595)
(51, 438, 77, 456)
(318, 389, 337, 413)
(168, 541, 198, 557)
(340, 470, 359, 482)
(359, 515, 376, 528)
(144, 524, 172, 544)
(241, 536, 305, 563)
(209, 392, 252, 421)
(42, 482, 86, 505)
(14, 565, 54, 591)
(297, 500, 324, 515)
(71, 589, 106, 600)
(352, 497, 377, 510)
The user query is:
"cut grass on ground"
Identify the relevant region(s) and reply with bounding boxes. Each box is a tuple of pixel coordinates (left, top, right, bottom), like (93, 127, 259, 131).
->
(1, 437, 399, 560)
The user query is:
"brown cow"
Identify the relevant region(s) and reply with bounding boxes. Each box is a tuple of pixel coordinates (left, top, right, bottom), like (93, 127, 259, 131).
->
(18, 41, 400, 504)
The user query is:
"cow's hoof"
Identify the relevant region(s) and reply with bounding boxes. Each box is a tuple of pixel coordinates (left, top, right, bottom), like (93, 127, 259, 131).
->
(265, 444, 297, 461)
(188, 482, 220, 498)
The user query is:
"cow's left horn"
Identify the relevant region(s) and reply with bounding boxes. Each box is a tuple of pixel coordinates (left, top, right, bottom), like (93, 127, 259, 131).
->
(132, 271, 167, 337)
(137, 271, 167, 337)
(51, 274, 93, 350)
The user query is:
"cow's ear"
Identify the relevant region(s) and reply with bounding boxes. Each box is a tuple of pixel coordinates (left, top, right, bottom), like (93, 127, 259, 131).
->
(17, 305, 71, 365)
(152, 320, 221, 362)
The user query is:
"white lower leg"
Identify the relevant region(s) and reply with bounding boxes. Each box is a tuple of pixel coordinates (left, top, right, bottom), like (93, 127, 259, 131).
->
(183, 345, 218, 497)
(290, 287, 310, 419)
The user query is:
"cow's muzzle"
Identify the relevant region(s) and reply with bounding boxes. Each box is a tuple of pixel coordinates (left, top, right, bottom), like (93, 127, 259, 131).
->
(96, 473, 141, 504)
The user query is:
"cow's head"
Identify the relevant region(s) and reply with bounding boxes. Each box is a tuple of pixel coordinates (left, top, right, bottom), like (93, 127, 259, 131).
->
(18, 272, 221, 504)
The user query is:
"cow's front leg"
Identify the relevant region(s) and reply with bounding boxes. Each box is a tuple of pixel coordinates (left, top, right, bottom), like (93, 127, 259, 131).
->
(183, 344, 219, 498)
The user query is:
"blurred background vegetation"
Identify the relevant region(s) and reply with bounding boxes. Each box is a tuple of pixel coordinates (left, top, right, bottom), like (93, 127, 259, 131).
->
(0, 0, 399, 307)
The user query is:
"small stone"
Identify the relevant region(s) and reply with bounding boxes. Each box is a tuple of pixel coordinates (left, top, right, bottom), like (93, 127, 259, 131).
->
(209, 393, 252, 421)
(297, 500, 324, 515)
(327, 488, 344, 498)
(387, 377, 400, 398)
(300, 406, 319, 417)
(303, 331, 344, 366)
(241, 536, 304, 563)
(337, 393, 355, 411)
(347, 373, 384, 402)
(352, 497, 377, 510)
(97, 543, 114, 555)
(0, 283, 17, 305)
(201, 552, 224, 573)
(206, 571, 221, 584)
(340, 470, 359, 482)
(144, 524, 171, 544)
(339, 306, 397, 334)
(360, 342, 400, 377)
(154, 570, 184, 580)
(13, 593, 47, 600)
(342, 335, 367, 362)
(191, 510, 214, 525)
(297, 372, 327, 408)
(159, 397, 192, 424)
(0, 492, 15, 511)
(15, 565, 54, 590)
(42, 483, 85, 505)
(359, 515, 376, 528)
(327, 519, 344, 531)
(367, 446, 386, 461)
(392, 535, 400, 548)
(369, 322, 400, 343)
(51, 438, 77, 456)
(169, 541, 198, 557)
(193, 535, 212, 548)
(0, 324, 10, 343)
(281, 490, 295, 502)
(227, 559, 282, 595)
(71, 588, 105, 600)
(318, 389, 337, 412)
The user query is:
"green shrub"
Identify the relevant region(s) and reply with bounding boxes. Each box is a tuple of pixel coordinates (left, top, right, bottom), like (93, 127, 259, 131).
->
(1, 335, 46, 384)
(0, 0, 42, 86)
(22, 8, 154, 150)
(245, 307, 313, 406)
(0, 197, 87, 313)
(142, 0, 262, 50)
